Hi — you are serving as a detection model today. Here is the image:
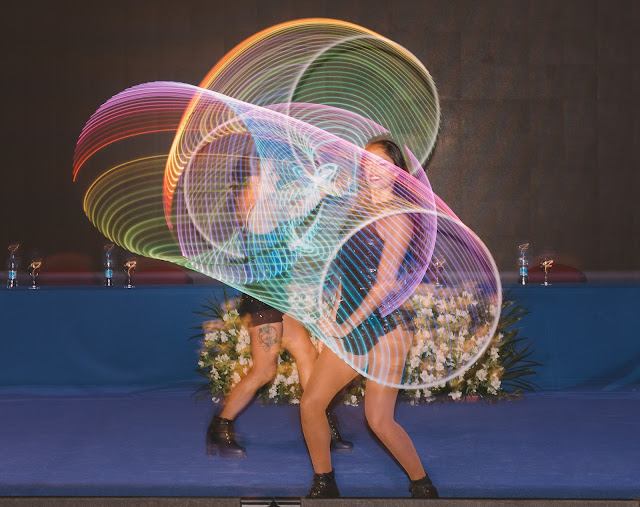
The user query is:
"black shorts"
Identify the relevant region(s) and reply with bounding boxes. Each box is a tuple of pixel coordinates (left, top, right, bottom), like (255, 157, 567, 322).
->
(339, 308, 406, 356)
(237, 293, 284, 327)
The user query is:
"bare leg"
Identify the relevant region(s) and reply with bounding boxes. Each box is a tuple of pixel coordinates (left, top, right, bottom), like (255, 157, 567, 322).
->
(300, 347, 358, 473)
(364, 328, 425, 480)
(364, 381, 425, 480)
(282, 314, 317, 391)
(220, 321, 282, 420)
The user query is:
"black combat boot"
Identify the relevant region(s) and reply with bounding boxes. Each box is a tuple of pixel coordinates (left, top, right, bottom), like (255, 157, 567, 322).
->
(307, 469, 340, 498)
(326, 408, 354, 454)
(206, 415, 247, 458)
(409, 474, 439, 498)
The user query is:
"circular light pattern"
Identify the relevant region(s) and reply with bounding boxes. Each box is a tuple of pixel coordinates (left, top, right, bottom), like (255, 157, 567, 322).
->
(73, 19, 500, 389)
(165, 18, 439, 221)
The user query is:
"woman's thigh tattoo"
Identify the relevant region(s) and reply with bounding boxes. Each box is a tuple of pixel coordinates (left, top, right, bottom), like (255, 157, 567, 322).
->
(258, 324, 278, 351)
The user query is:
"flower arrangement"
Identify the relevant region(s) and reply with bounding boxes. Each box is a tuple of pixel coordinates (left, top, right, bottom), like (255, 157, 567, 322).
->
(399, 287, 539, 403)
(193, 288, 539, 405)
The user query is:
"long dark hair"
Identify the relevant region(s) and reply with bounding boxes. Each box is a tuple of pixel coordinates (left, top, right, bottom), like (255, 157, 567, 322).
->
(365, 139, 410, 200)
(365, 139, 427, 280)
(365, 139, 409, 173)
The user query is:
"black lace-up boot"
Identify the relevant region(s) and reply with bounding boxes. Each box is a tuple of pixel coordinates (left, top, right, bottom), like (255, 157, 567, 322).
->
(409, 474, 439, 498)
(307, 469, 340, 498)
(326, 408, 354, 453)
(206, 415, 247, 458)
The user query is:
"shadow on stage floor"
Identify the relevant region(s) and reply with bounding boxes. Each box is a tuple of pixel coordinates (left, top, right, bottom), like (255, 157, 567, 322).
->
(1, 386, 639, 500)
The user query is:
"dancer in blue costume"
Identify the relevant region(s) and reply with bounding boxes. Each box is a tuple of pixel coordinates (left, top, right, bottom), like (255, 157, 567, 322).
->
(206, 144, 353, 457)
(301, 140, 438, 498)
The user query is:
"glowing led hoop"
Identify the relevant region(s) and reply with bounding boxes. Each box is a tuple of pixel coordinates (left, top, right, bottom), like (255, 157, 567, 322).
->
(72, 19, 501, 390)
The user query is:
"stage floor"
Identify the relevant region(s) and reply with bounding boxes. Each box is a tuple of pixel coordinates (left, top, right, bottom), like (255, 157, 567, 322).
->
(1, 387, 638, 499)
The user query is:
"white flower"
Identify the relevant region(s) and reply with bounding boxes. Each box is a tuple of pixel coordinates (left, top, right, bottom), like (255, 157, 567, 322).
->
(448, 391, 462, 401)
(410, 356, 420, 369)
(198, 360, 205, 367)
(476, 368, 488, 381)
(228, 327, 238, 336)
(219, 334, 228, 343)
(415, 329, 430, 341)
(489, 347, 499, 360)
(222, 313, 230, 322)
(490, 374, 501, 391)
(456, 309, 469, 319)
(291, 398, 300, 405)
(350, 395, 358, 405)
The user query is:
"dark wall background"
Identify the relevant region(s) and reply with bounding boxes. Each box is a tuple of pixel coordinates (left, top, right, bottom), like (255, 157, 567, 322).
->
(1, 0, 638, 275)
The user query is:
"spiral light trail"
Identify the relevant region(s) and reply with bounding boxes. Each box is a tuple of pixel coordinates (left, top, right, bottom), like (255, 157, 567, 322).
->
(73, 18, 501, 389)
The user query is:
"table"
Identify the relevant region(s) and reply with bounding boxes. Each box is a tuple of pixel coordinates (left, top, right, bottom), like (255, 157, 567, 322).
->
(1, 283, 638, 391)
